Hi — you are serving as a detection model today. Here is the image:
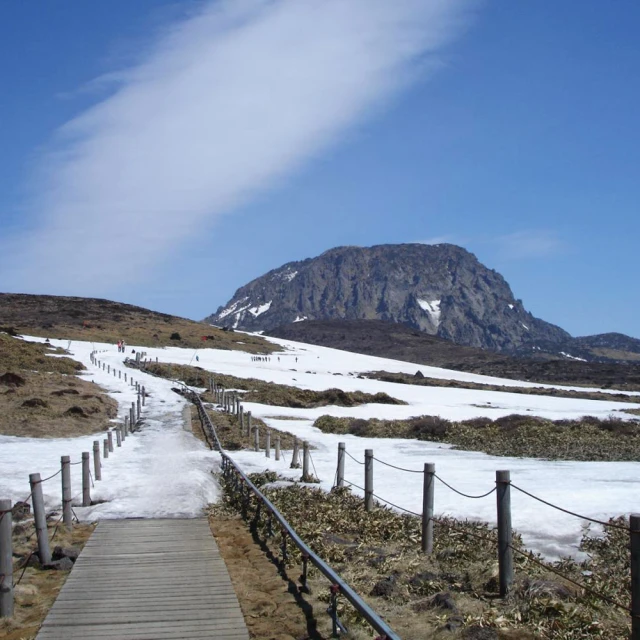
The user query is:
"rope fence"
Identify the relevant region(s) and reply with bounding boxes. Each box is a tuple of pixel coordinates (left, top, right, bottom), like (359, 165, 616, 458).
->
(1, 349, 148, 619)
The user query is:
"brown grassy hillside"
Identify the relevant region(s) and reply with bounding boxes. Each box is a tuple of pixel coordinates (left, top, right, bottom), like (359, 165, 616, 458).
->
(0, 293, 276, 353)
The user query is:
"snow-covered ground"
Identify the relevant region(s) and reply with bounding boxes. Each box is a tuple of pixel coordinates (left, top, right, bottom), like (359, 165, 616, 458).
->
(1, 333, 639, 560)
(0, 340, 219, 522)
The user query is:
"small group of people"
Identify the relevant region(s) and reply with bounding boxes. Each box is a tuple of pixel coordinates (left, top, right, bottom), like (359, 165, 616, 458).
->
(116, 339, 126, 353)
(250, 355, 297, 363)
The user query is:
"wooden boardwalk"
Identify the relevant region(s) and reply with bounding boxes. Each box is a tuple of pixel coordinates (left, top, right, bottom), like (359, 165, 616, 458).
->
(36, 518, 249, 640)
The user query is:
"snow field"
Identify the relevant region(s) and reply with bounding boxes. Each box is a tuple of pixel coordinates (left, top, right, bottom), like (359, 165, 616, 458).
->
(1, 334, 639, 559)
(0, 339, 219, 521)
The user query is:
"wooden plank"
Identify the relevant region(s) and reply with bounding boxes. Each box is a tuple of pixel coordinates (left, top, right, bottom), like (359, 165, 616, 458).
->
(36, 518, 249, 640)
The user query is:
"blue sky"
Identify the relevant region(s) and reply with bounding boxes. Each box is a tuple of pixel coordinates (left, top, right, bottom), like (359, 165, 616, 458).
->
(1, 1, 638, 338)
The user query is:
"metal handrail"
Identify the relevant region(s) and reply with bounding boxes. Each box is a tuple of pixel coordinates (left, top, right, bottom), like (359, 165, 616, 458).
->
(190, 392, 399, 640)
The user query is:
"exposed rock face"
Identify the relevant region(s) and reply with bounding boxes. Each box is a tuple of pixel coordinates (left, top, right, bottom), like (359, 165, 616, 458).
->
(205, 244, 570, 353)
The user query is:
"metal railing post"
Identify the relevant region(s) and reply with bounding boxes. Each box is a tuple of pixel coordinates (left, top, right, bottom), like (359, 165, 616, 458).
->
(265, 430, 271, 458)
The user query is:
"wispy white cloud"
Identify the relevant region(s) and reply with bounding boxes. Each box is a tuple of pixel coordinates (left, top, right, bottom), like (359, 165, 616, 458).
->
(420, 234, 470, 246)
(420, 229, 566, 260)
(493, 229, 566, 259)
(1, 0, 473, 296)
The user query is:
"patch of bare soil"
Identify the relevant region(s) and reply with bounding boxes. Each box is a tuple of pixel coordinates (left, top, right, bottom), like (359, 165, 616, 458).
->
(0, 370, 117, 437)
(208, 510, 329, 640)
(0, 518, 95, 640)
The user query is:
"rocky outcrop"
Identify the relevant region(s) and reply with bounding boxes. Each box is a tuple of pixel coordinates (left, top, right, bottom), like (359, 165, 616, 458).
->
(205, 244, 570, 353)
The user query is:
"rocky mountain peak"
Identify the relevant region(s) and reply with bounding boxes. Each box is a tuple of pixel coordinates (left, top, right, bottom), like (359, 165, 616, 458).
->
(204, 243, 570, 353)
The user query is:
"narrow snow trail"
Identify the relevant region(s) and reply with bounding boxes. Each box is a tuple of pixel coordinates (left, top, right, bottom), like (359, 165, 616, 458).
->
(0, 340, 219, 520)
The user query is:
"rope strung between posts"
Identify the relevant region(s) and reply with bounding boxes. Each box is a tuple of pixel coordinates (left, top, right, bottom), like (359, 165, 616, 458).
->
(309, 450, 319, 479)
(510, 483, 632, 531)
(431, 515, 497, 546)
(343, 480, 422, 518)
(508, 543, 631, 614)
(345, 450, 365, 465)
(13, 551, 38, 587)
(0, 489, 35, 525)
(371, 492, 422, 518)
(343, 479, 366, 492)
(33, 468, 63, 484)
(372, 456, 424, 474)
(435, 474, 496, 499)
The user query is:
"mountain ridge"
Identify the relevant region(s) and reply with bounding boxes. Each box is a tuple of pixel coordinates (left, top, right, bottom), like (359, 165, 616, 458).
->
(206, 243, 571, 352)
(205, 243, 639, 362)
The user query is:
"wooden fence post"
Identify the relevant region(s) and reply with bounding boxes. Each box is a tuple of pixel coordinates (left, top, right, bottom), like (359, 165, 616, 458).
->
(29, 473, 52, 565)
(246, 411, 252, 438)
(142, 386, 146, 406)
(124, 416, 129, 437)
(422, 463, 435, 554)
(265, 431, 271, 458)
(302, 441, 310, 480)
(364, 449, 373, 512)
(239, 405, 244, 430)
(496, 470, 513, 597)
(116, 428, 122, 447)
(82, 452, 91, 507)
(61, 456, 72, 529)
(275, 436, 281, 461)
(236, 398, 240, 417)
(631, 513, 640, 640)
(103, 439, 109, 459)
(119, 370, 121, 379)
(107, 430, 114, 453)
(0, 498, 13, 617)
(291, 438, 300, 469)
(137, 395, 141, 420)
(254, 426, 260, 452)
(93, 441, 101, 481)
(124, 373, 127, 383)
(337, 443, 345, 488)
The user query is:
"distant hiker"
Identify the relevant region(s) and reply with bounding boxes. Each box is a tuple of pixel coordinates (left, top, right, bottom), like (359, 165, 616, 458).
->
(295, 357, 298, 363)
(196, 355, 200, 362)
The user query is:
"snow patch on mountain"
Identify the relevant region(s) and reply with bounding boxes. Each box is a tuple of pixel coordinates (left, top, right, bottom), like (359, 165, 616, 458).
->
(293, 315, 308, 323)
(417, 298, 441, 327)
(218, 297, 249, 320)
(561, 352, 587, 362)
(248, 301, 272, 317)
